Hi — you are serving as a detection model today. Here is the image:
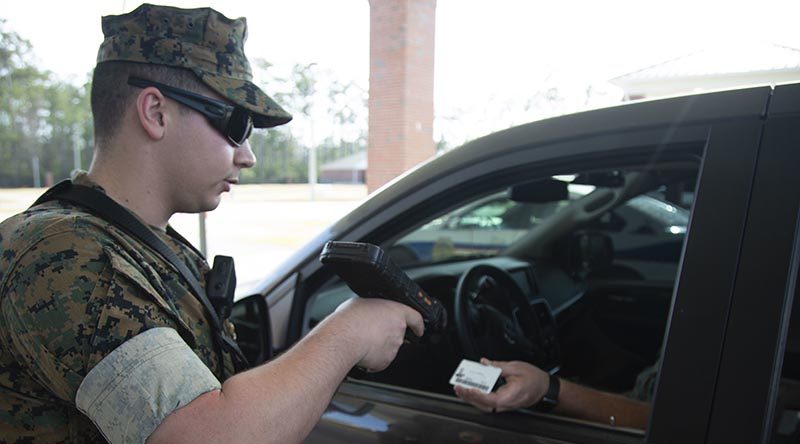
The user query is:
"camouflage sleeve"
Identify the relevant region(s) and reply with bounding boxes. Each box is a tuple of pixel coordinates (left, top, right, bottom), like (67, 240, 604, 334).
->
(75, 327, 220, 444)
(0, 228, 190, 403)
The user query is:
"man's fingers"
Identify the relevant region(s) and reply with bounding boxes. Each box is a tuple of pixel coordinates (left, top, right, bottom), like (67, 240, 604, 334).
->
(456, 386, 497, 403)
(480, 357, 513, 376)
(404, 307, 425, 337)
(480, 357, 509, 368)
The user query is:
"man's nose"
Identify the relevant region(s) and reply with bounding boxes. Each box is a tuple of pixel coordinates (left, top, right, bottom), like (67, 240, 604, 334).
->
(234, 140, 257, 169)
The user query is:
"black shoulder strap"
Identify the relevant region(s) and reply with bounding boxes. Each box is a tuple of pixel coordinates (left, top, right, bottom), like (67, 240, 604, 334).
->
(34, 179, 248, 371)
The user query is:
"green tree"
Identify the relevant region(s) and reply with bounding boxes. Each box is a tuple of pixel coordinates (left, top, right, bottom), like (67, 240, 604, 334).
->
(324, 78, 367, 165)
(0, 20, 47, 186)
(0, 23, 376, 187)
(0, 20, 93, 187)
(38, 77, 92, 184)
(244, 61, 322, 183)
(242, 59, 309, 183)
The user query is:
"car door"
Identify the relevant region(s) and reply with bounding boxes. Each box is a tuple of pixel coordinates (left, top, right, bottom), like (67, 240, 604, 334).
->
(645, 91, 769, 443)
(263, 86, 775, 443)
(696, 83, 800, 444)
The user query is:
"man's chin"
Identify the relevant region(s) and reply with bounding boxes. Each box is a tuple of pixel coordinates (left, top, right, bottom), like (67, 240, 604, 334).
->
(181, 197, 222, 214)
(202, 197, 222, 212)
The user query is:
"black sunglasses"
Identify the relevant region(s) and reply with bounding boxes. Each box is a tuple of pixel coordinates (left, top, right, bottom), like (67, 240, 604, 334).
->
(127, 76, 253, 146)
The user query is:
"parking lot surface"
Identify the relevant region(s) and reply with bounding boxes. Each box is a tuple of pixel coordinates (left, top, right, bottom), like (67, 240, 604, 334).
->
(0, 183, 367, 293)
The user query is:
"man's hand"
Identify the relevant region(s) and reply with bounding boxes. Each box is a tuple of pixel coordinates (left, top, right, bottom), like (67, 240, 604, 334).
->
(454, 358, 549, 413)
(332, 298, 424, 372)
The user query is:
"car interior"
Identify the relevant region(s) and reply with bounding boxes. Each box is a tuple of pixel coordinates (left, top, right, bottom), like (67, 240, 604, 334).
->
(301, 160, 701, 432)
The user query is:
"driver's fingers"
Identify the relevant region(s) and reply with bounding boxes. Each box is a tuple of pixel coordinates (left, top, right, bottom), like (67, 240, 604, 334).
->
(454, 386, 497, 412)
(481, 357, 535, 377)
(480, 357, 503, 367)
(480, 357, 514, 376)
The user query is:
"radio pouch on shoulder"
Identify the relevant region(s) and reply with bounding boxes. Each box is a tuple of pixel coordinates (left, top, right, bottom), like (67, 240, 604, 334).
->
(207, 255, 236, 320)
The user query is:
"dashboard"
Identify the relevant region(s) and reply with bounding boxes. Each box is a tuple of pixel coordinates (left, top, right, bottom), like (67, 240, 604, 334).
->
(307, 256, 581, 331)
(304, 255, 584, 394)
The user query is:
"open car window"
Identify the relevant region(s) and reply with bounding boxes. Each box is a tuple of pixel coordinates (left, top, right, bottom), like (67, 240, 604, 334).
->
(305, 162, 700, 437)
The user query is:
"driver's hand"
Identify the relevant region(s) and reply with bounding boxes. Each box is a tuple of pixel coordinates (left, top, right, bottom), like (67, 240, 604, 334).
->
(332, 298, 424, 372)
(454, 358, 550, 413)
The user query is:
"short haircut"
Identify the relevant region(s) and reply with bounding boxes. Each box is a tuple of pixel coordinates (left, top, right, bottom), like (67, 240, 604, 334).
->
(90, 61, 212, 147)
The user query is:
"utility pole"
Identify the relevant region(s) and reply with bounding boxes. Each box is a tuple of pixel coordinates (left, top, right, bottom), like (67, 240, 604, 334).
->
(308, 120, 317, 201)
(73, 126, 82, 171)
(198, 212, 207, 257)
(31, 155, 41, 188)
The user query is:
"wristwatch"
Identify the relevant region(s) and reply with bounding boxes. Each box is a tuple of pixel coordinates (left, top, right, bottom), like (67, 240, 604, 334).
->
(536, 374, 560, 412)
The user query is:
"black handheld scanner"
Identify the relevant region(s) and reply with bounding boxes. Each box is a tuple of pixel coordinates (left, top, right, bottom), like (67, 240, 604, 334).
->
(320, 241, 447, 334)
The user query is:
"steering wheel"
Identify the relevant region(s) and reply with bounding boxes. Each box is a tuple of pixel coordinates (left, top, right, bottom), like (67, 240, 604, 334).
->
(454, 264, 545, 365)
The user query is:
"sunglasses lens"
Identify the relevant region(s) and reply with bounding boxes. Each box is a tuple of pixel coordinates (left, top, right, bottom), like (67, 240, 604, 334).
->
(227, 108, 253, 145)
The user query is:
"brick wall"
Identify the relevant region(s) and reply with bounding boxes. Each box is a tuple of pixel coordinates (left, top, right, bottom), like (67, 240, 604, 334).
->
(367, 0, 437, 192)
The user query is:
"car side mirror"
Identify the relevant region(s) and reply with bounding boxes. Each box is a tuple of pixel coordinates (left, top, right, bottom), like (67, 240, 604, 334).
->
(231, 294, 273, 365)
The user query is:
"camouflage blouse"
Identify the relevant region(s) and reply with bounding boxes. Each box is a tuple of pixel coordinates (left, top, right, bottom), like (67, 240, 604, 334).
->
(0, 177, 236, 442)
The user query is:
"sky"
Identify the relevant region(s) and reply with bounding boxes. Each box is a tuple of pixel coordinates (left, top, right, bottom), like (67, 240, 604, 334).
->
(4, 0, 800, 145)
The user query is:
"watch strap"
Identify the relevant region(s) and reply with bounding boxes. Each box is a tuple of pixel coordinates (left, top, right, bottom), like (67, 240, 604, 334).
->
(536, 374, 560, 412)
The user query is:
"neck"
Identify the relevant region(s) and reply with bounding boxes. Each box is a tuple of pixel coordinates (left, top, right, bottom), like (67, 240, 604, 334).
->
(87, 144, 173, 230)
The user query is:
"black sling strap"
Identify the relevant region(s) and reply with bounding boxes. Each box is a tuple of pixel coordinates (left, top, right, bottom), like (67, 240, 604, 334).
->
(33, 179, 249, 372)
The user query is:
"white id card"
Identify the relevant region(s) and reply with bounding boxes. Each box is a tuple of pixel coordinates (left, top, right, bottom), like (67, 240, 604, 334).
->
(449, 359, 502, 393)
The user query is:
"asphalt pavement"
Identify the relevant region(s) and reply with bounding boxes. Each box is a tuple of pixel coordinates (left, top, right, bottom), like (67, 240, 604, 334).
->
(0, 183, 367, 294)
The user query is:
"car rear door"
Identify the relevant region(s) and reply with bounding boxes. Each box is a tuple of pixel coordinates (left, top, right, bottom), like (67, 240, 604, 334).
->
(646, 87, 771, 443)
(700, 84, 800, 444)
(649, 84, 800, 444)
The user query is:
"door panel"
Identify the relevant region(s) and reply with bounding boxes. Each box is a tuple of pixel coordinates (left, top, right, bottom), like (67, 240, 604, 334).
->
(706, 109, 800, 442)
(309, 382, 643, 444)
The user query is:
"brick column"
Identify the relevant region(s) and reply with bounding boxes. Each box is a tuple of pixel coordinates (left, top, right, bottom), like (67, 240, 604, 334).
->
(367, 0, 436, 192)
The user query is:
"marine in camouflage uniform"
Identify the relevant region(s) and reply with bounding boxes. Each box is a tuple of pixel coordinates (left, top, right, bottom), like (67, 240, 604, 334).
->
(0, 173, 234, 442)
(0, 4, 291, 442)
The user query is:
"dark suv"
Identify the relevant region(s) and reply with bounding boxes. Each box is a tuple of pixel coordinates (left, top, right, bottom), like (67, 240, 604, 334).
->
(235, 83, 800, 444)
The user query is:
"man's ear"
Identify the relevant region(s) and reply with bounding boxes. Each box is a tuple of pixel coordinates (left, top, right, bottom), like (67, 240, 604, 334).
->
(134, 87, 168, 141)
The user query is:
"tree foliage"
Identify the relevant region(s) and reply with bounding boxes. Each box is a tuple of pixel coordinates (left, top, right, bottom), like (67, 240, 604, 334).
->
(0, 22, 367, 187)
(0, 20, 92, 187)
(242, 60, 367, 184)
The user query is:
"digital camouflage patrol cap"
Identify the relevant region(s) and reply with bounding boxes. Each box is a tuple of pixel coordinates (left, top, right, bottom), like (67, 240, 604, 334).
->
(97, 3, 292, 128)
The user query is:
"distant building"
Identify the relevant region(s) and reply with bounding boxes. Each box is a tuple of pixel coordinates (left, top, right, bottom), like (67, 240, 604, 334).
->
(611, 42, 800, 100)
(319, 151, 367, 184)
